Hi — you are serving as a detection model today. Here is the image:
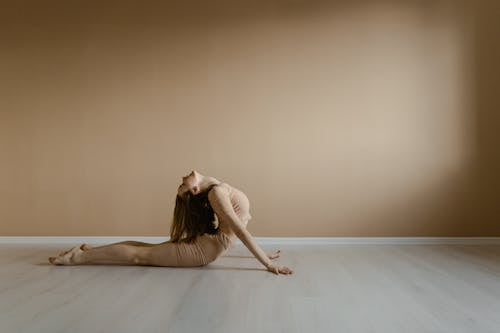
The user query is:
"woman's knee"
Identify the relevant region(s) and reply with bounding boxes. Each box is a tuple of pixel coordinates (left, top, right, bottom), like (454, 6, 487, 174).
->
(131, 247, 154, 265)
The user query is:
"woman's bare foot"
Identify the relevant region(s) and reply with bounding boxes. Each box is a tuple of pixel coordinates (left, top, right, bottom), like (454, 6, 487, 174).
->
(267, 249, 281, 260)
(48, 245, 85, 265)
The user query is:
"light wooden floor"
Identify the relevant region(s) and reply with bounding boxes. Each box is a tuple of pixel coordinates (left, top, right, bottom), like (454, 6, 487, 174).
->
(1, 243, 499, 333)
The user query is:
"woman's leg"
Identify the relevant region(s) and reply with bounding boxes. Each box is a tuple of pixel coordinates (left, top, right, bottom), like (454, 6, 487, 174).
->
(49, 239, 217, 267)
(77, 243, 153, 265)
(49, 242, 155, 265)
(81, 241, 158, 251)
(78, 240, 212, 267)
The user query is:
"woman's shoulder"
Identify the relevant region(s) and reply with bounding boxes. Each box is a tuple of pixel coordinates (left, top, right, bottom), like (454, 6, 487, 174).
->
(211, 182, 232, 193)
(208, 182, 231, 199)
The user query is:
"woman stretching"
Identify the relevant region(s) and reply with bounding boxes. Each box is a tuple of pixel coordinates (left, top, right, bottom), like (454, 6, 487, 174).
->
(48, 170, 293, 275)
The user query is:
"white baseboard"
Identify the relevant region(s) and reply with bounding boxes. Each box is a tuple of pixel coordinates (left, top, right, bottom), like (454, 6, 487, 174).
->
(0, 236, 499, 245)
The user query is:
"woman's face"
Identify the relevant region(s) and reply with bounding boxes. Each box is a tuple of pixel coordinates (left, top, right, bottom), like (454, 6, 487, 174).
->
(178, 170, 199, 196)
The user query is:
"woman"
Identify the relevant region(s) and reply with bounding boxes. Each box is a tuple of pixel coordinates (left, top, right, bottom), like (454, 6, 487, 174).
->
(49, 170, 293, 275)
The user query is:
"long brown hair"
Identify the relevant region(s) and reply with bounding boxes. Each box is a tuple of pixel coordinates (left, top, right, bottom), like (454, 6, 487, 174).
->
(170, 183, 219, 243)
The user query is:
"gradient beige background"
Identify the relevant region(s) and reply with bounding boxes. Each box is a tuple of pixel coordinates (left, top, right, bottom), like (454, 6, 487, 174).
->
(1, 0, 498, 236)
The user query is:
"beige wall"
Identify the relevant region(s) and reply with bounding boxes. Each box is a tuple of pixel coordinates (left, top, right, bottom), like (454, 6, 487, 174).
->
(1, 0, 498, 236)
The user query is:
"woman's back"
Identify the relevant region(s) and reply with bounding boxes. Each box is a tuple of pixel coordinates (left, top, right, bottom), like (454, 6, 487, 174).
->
(170, 182, 252, 266)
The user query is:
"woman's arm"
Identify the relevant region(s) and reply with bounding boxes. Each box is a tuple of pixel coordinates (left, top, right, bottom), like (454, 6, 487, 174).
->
(208, 186, 293, 275)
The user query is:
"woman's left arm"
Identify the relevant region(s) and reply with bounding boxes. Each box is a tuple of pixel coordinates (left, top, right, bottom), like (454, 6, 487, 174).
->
(208, 186, 293, 275)
(236, 228, 293, 275)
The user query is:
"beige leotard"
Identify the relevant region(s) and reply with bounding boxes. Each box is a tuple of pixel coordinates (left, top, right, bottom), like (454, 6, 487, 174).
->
(164, 182, 252, 267)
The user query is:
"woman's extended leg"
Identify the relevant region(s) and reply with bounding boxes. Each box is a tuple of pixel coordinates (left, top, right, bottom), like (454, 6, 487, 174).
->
(49, 242, 155, 265)
(49, 237, 222, 267)
(81, 241, 158, 251)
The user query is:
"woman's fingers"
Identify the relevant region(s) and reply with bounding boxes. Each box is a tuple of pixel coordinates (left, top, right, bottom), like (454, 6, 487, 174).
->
(268, 249, 281, 259)
(278, 266, 293, 274)
(267, 264, 294, 275)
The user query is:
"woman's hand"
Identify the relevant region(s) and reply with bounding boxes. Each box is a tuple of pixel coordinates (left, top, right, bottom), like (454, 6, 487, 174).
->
(266, 263, 294, 275)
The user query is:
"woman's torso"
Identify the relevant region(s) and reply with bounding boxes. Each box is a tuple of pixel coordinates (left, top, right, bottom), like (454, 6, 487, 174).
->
(196, 182, 252, 260)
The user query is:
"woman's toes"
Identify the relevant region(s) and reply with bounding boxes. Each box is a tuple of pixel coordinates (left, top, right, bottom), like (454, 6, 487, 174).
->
(50, 246, 83, 265)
